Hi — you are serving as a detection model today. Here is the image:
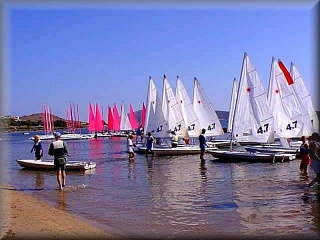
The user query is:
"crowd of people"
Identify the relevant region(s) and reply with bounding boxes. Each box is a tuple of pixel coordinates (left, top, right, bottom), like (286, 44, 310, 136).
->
(30, 128, 320, 190)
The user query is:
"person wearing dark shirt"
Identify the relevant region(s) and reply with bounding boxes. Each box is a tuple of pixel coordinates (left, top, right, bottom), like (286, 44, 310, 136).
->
(48, 132, 69, 190)
(199, 128, 207, 161)
(30, 135, 43, 160)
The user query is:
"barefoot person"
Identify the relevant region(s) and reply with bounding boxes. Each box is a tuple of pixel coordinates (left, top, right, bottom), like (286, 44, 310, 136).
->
(30, 135, 43, 160)
(48, 132, 69, 190)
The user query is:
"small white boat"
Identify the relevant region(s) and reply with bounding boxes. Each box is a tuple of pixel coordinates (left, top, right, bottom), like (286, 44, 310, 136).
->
(207, 150, 296, 163)
(244, 145, 299, 154)
(16, 159, 97, 171)
(137, 145, 218, 156)
(29, 133, 95, 141)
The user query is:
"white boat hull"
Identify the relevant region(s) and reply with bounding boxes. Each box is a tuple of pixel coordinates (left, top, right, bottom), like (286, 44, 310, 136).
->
(16, 159, 97, 171)
(244, 145, 299, 154)
(137, 145, 218, 156)
(207, 150, 296, 162)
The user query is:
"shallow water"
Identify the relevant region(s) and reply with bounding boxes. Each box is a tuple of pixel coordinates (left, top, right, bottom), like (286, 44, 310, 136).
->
(1, 131, 320, 238)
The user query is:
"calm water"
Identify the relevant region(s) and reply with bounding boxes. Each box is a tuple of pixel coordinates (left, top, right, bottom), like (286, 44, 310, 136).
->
(1, 131, 320, 239)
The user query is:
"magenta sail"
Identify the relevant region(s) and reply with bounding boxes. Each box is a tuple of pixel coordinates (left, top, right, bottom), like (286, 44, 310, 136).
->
(107, 106, 114, 131)
(129, 104, 139, 129)
(95, 103, 104, 132)
(141, 102, 146, 127)
(113, 103, 120, 131)
(88, 102, 96, 133)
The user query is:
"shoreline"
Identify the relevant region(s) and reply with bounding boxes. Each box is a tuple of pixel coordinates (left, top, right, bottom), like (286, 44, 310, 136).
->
(0, 184, 121, 239)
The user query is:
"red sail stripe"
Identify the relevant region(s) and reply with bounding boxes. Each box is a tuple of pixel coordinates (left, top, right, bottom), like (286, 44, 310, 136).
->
(278, 60, 294, 85)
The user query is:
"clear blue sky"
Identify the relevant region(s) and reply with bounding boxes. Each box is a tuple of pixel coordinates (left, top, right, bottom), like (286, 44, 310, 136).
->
(2, 1, 318, 121)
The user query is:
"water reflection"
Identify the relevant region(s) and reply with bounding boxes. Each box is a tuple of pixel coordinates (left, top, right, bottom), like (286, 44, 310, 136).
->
(56, 190, 67, 211)
(35, 171, 44, 189)
(128, 158, 136, 180)
(88, 138, 104, 160)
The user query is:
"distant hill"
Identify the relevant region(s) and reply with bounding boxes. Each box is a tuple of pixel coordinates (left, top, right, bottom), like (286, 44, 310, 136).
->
(18, 110, 320, 127)
(20, 113, 65, 122)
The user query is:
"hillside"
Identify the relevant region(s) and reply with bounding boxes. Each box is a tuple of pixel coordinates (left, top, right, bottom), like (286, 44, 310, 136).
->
(18, 110, 320, 126)
(20, 113, 65, 122)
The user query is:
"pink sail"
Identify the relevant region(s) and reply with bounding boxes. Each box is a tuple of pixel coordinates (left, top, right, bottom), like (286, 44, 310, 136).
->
(107, 106, 114, 131)
(129, 104, 139, 129)
(141, 102, 146, 127)
(88, 102, 96, 132)
(113, 103, 120, 131)
(95, 103, 104, 132)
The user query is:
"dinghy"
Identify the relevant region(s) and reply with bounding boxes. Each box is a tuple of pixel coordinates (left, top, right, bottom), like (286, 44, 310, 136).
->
(209, 52, 280, 162)
(16, 159, 96, 171)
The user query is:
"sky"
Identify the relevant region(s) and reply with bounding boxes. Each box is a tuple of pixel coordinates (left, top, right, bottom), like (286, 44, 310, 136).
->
(1, 0, 318, 122)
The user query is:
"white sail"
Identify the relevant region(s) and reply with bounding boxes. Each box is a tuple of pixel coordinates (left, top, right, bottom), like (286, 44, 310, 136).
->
(175, 76, 202, 138)
(162, 75, 187, 138)
(119, 102, 132, 131)
(145, 76, 168, 138)
(227, 78, 238, 133)
(267, 58, 305, 138)
(290, 62, 319, 133)
(232, 53, 274, 143)
(144, 76, 157, 134)
(193, 77, 224, 137)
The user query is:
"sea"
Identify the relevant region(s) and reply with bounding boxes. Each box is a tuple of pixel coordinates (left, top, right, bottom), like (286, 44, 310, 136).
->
(1, 129, 320, 239)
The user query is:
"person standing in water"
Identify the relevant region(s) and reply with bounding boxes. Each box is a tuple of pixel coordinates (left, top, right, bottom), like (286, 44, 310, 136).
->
(307, 132, 320, 187)
(30, 135, 43, 160)
(199, 128, 207, 162)
(127, 134, 136, 159)
(299, 136, 310, 175)
(48, 132, 69, 190)
(146, 132, 155, 157)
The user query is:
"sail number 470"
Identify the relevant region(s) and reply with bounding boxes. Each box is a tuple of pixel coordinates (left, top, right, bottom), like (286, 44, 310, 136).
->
(257, 123, 269, 134)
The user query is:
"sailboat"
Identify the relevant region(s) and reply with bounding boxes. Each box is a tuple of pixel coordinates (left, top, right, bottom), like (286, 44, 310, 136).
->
(290, 62, 319, 133)
(138, 75, 218, 156)
(244, 58, 311, 154)
(29, 105, 55, 141)
(129, 103, 139, 130)
(176, 75, 202, 138)
(61, 102, 92, 140)
(208, 53, 296, 162)
(94, 103, 111, 138)
(193, 77, 231, 148)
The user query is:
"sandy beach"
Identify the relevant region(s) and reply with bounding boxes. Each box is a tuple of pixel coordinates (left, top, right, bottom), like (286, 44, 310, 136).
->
(0, 184, 120, 240)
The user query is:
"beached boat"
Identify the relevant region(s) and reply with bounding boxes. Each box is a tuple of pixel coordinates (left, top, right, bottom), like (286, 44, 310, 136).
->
(16, 159, 97, 171)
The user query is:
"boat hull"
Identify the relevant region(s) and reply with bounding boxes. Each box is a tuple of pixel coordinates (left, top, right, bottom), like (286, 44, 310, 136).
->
(16, 159, 96, 171)
(244, 145, 299, 154)
(137, 146, 218, 156)
(207, 150, 295, 163)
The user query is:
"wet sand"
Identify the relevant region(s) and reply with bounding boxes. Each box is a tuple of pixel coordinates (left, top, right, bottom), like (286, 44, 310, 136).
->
(0, 184, 120, 240)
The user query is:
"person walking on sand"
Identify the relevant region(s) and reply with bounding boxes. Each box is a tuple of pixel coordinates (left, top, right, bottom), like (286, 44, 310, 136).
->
(48, 132, 69, 190)
(199, 128, 207, 162)
(127, 134, 136, 159)
(307, 132, 320, 187)
(299, 136, 310, 175)
(30, 135, 43, 160)
(146, 132, 155, 157)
